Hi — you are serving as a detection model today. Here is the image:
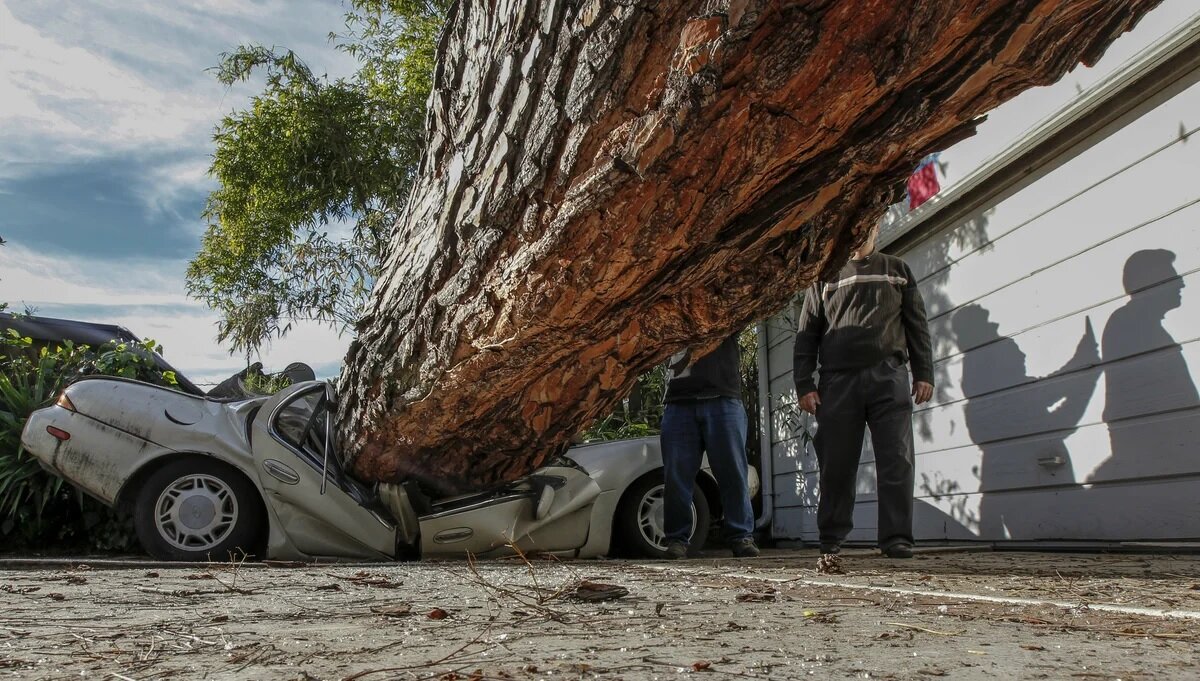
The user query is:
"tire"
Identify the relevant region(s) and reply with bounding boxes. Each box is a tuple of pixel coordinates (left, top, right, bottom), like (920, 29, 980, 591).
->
(133, 456, 264, 561)
(615, 471, 711, 558)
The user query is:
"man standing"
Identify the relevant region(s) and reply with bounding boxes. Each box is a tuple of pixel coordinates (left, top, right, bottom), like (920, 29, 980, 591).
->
(661, 334, 759, 559)
(793, 224, 934, 559)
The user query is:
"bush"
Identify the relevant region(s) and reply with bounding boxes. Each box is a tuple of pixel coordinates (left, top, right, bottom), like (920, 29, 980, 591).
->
(0, 329, 180, 553)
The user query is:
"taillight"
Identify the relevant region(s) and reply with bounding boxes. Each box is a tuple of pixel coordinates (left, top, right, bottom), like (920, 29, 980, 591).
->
(47, 426, 71, 441)
(56, 393, 75, 412)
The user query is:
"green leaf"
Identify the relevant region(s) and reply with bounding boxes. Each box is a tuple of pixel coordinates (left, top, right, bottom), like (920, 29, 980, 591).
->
(186, 0, 446, 355)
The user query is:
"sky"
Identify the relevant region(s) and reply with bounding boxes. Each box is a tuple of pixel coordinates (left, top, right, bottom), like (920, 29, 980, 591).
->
(0, 0, 360, 386)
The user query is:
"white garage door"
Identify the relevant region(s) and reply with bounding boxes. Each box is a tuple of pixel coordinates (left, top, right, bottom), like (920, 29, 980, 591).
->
(766, 13, 1200, 545)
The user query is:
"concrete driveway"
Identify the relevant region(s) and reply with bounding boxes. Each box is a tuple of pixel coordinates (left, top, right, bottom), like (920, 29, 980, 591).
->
(1, 548, 1196, 679)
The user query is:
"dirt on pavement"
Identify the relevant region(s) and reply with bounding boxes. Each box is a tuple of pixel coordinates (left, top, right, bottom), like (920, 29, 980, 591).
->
(1, 548, 1197, 680)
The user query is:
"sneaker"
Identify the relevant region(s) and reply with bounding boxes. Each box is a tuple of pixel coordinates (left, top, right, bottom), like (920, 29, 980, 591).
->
(819, 543, 841, 555)
(664, 541, 688, 560)
(731, 537, 760, 558)
(883, 543, 913, 559)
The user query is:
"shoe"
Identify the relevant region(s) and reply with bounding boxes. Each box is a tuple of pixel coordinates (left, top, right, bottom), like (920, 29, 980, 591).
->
(883, 543, 913, 559)
(731, 537, 760, 558)
(819, 543, 841, 555)
(664, 541, 688, 560)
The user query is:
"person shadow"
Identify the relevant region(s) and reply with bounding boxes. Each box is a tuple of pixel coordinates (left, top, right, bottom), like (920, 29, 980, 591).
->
(1088, 249, 1198, 485)
(950, 304, 1099, 540)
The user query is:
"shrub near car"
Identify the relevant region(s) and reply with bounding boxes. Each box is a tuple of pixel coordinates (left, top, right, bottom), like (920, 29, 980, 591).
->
(21, 377, 755, 561)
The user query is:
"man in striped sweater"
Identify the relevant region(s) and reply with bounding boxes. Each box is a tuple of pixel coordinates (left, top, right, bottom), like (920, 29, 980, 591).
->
(793, 223, 934, 559)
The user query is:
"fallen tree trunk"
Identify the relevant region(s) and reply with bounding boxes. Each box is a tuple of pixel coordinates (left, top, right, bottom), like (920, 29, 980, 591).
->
(337, 0, 1160, 493)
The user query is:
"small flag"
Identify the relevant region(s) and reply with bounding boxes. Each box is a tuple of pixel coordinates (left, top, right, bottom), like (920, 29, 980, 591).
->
(906, 153, 941, 209)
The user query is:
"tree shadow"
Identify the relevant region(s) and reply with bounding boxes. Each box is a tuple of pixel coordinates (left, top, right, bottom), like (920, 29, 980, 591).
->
(889, 204, 994, 442)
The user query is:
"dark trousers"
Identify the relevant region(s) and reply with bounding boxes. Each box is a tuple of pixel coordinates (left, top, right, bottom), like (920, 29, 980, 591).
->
(813, 359, 915, 550)
(661, 398, 755, 544)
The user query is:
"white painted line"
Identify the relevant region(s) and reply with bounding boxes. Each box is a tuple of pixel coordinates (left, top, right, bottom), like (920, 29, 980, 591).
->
(790, 578, 1200, 621)
(640, 564, 1200, 621)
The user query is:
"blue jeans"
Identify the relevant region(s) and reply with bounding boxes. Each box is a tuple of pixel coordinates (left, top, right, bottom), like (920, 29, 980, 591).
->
(661, 397, 754, 545)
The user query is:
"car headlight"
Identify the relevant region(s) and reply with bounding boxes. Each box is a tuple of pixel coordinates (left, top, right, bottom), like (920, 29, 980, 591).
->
(55, 392, 76, 412)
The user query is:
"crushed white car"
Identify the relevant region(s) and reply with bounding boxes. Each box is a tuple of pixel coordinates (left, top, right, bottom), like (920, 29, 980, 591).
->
(20, 377, 757, 562)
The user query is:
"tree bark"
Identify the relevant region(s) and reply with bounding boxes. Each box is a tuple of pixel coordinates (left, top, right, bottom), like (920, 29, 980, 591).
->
(338, 0, 1160, 494)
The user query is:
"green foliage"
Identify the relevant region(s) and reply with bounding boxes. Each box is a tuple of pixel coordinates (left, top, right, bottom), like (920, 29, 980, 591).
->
(188, 0, 449, 355)
(241, 368, 294, 396)
(0, 329, 180, 552)
(581, 364, 669, 443)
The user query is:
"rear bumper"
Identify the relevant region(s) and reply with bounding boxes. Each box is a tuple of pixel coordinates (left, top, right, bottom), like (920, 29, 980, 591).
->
(20, 406, 71, 467)
(20, 406, 139, 505)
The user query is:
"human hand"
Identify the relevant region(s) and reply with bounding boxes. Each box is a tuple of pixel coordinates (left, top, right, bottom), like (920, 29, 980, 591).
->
(1080, 316, 1100, 358)
(912, 381, 933, 405)
(799, 391, 821, 414)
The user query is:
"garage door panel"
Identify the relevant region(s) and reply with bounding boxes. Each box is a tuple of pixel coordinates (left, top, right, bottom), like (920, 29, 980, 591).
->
(902, 84, 1200, 281)
(921, 272, 1199, 409)
(919, 199, 1200, 335)
(914, 477, 1200, 541)
(915, 339, 1200, 454)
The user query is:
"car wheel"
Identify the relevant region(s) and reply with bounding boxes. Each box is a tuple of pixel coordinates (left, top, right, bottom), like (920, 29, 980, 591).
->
(133, 457, 264, 561)
(615, 471, 711, 558)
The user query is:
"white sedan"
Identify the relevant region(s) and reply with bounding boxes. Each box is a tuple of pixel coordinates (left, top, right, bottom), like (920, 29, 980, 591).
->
(20, 377, 756, 562)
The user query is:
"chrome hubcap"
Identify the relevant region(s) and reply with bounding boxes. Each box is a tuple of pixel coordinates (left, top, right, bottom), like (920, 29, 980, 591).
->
(636, 484, 696, 550)
(155, 474, 238, 551)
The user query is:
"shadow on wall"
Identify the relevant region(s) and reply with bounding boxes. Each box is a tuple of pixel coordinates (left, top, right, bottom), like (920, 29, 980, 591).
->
(947, 248, 1196, 541)
(1090, 249, 1198, 483)
(889, 201, 993, 442)
(950, 303, 1099, 539)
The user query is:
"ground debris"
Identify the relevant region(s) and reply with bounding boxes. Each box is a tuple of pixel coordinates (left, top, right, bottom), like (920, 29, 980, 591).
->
(816, 553, 845, 575)
(567, 579, 628, 602)
(736, 586, 779, 602)
(327, 570, 403, 588)
(370, 603, 414, 618)
(1, 550, 1196, 679)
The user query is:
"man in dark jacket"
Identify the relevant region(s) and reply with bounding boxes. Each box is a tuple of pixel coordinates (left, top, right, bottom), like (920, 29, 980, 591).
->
(793, 224, 934, 559)
(661, 334, 758, 559)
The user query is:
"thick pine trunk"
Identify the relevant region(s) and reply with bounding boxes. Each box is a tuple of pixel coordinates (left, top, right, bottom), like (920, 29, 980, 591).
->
(338, 0, 1159, 494)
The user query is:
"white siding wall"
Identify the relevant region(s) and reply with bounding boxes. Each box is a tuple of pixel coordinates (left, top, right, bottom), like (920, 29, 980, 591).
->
(766, 7, 1200, 544)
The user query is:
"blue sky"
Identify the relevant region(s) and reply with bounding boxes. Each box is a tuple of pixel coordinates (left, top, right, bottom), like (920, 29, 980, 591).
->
(0, 0, 360, 385)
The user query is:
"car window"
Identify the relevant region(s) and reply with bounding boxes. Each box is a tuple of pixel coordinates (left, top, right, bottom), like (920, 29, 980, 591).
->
(272, 389, 325, 463)
(267, 384, 376, 507)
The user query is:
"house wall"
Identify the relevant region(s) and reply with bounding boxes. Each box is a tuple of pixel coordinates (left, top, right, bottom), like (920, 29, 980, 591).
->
(764, 6, 1200, 544)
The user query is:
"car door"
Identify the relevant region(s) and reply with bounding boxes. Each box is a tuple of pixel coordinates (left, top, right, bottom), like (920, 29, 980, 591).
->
(249, 383, 395, 559)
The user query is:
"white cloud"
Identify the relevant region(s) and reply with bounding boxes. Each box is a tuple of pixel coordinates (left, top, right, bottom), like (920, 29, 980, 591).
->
(1, 243, 351, 385)
(0, 3, 209, 167)
(0, 0, 357, 177)
(1, 242, 187, 307)
(136, 158, 216, 234)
